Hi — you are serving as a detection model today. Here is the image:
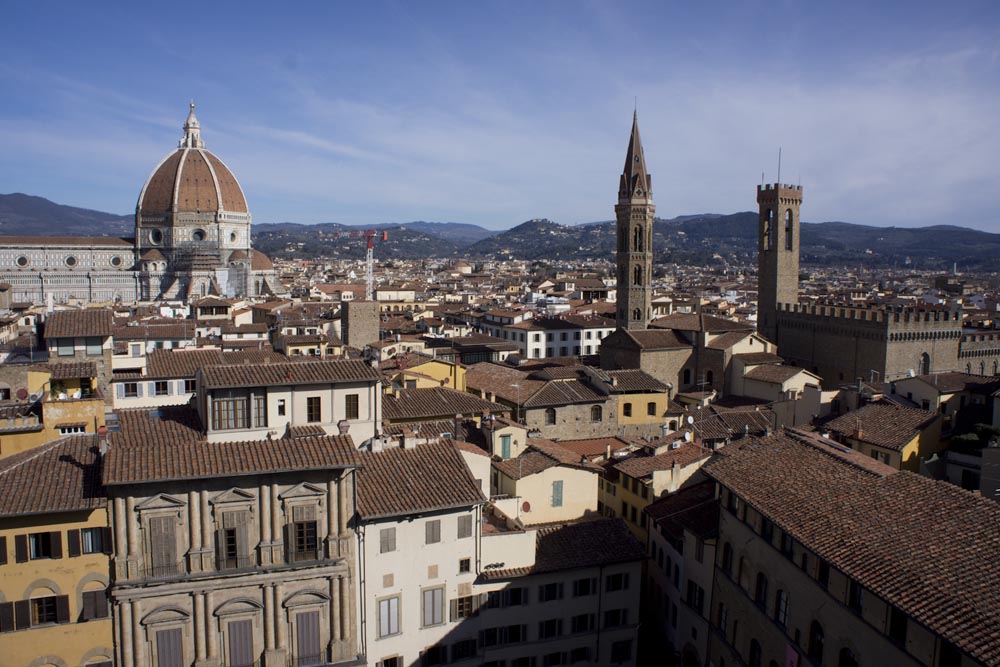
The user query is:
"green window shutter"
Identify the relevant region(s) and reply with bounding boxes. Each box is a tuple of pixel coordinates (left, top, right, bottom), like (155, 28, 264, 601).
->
(67, 529, 81, 557)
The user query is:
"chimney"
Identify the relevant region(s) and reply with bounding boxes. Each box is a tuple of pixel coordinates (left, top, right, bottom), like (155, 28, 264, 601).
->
(454, 413, 463, 441)
(97, 425, 109, 456)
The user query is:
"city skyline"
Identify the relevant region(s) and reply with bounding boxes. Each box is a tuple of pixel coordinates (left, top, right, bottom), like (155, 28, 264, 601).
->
(2, 2, 999, 231)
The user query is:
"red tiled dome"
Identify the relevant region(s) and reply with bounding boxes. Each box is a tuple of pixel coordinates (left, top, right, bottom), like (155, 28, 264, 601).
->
(136, 104, 248, 216)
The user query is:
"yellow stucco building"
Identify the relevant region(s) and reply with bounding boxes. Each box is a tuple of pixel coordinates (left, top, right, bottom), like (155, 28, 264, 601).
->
(0, 435, 113, 667)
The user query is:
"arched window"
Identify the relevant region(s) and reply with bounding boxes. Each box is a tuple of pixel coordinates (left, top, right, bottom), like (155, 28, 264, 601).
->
(994, 360, 998, 376)
(967, 362, 972, 374)
(706, 370, 714, 385)
(721, 542, 733, 576)
(683, 368, 692, 385)
(623, 402, 632, 417)
(633, 265, 642, 286)
(838, 648, 859, 667)
(754, 572, 769, 609)
(981, 361, 986, 376)
(749, 640, 763, 667)
(647, 401, 656, 416)
(785, 209, 794, 250)
(545, 408, 556, 425)
(774, 589, 788, 627)
(762, 209, 773, 250)
(920, 352, 931, 375)
(632, 308, 641, 321)
(668, 420, 677, 430)
(591, 405, 602, 423)
(808, 620, 825, 662)
(633, 226, 643, 252)
(738, 556, 748, 589)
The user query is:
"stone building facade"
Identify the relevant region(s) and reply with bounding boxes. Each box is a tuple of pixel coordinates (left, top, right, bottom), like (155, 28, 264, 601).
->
(0, 104, 283, 305)
(754, 182, 996, 384)
(104, 437, 364, 667)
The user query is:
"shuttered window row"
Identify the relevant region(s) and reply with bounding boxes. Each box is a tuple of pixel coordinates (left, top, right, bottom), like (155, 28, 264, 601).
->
(0, 595, 71, 632)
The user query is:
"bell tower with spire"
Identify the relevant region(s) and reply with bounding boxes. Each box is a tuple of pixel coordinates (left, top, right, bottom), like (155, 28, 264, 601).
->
(615, 112, 655, 330)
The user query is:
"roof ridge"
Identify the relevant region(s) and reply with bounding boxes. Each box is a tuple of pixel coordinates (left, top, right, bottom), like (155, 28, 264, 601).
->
(783, 428, 891, 478)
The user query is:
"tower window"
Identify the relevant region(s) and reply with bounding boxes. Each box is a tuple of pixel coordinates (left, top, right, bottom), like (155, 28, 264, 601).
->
(633, 226, 643, 252)
(633, 266, 642, 286)
(785, 209, 794, 250)
(632, 309, 641, 321)
(762, 209, 773, 250)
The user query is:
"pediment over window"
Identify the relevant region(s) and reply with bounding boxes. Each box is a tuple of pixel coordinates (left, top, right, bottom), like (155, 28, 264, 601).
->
(210, 488, 256, 505)
(135, 494, 186, 511)
(214, 597, 264, 617)
(278, 482, 325, 500)
(283, 589, 330, 608)
(141, 606, 190, 626)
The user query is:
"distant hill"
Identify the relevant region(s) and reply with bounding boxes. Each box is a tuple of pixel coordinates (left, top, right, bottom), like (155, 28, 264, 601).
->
(0, 193, 132, 236)
(250, 222, 465, 260)
(3, 193, 999, 269)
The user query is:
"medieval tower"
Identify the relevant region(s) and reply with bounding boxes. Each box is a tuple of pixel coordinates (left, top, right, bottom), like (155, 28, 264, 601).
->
(615, 112, 655, 330)
(756, 182, 803, 342)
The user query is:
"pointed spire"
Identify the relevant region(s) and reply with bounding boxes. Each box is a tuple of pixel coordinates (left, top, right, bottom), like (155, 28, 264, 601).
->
(180, 101, 205, 149)
(620, 111, 651, 201)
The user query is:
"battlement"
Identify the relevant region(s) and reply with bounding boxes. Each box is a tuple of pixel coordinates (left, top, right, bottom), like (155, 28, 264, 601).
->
(757, 183, 803, 203)
(778, 302, 961, 326)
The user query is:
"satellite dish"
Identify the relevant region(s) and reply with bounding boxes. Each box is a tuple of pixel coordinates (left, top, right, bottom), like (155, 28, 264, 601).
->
(686, 415, 694, 425)
(15, 388, 28, 400)
(684, 432, 693, 442)
(28, 392, 41, 403)
(521, 501, 531, 513)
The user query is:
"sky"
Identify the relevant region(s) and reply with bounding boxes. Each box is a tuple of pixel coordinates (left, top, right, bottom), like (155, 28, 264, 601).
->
(1, 2, 999, 231)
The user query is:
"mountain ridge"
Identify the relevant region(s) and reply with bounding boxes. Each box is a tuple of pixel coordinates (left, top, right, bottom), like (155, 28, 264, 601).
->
(2, 193, 998, 269)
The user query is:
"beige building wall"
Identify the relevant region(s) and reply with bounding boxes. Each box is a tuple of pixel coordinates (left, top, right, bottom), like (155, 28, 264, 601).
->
(495, 466, 598, 526)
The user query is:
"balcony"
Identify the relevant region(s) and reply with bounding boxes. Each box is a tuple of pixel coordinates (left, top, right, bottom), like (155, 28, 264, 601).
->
(290, 548, 320, 563)
(216, 554, 257, 571)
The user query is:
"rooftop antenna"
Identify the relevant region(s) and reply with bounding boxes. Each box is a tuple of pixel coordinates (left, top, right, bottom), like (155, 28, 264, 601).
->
(777, 147, 782, 185)
(761, 171, 765, 188)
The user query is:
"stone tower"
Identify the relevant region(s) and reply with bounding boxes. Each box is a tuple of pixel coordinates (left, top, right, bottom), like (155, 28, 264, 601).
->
(756, 183, 803, 342)
(615, 112, 655, 330)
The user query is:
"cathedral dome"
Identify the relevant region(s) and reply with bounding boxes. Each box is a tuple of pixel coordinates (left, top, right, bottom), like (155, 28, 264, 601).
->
(136, 103, 249, 219)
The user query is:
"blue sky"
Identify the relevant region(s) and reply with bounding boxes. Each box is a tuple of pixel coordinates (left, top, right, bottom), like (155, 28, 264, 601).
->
(1, 2, 999, 231)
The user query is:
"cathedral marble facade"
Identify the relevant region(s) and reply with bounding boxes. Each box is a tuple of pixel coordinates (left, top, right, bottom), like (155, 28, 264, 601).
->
(0, 104, 283, 305)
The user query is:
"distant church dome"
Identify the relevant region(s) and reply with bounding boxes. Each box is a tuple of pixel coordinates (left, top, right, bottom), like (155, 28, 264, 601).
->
(136, 103, 249, 218)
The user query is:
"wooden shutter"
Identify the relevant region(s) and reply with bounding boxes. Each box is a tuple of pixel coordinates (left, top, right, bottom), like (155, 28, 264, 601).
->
(228, 619, 254, 667)
(149, 516, 176, 570)
(156, 627, 184, 667)
(55, 595, 70, 623)
(293, 504, 317, 522)
(101, 527, 113, 554)
(295, 610, 321, 664)
(82, 591, 96, 620)
(0, 602, 14, 632)
(49, 531, 62, 559)
(67, 529, 81, 557)
(13, 600, 30, 629)
(236, 510, 251, 560)
(14, 534, 28, 562)
(0, 535, 6, 565)
(116, 383, 125, 399)
(449, 599, 458, 622)
(95, 588, 109, 618)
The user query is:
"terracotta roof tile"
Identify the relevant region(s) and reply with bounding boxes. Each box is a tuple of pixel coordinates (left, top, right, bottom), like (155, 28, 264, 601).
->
(356, 440, 485, 519)
(382, 387, 505, 421)
(200, 359, 379, 389)
(825, 401, 940, 451)
(44, 309, 114, 339)
(481, 519, 644, 579)
(704, 430, 1000, 666)
(612, 442, 711, 479)
(0, 436, 106, 517)
(104, 431, 360, 486)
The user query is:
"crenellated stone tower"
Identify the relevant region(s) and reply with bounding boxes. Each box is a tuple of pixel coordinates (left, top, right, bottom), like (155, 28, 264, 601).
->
(615, 112, 655, 330)
(756, 183, 803, 343)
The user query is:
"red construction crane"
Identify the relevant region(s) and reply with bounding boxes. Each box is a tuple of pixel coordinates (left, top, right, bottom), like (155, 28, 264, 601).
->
(323, 229, 389, 300)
